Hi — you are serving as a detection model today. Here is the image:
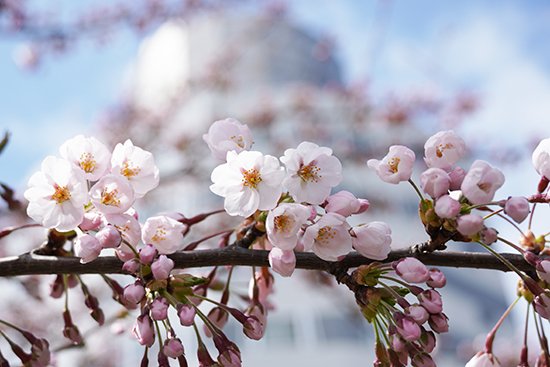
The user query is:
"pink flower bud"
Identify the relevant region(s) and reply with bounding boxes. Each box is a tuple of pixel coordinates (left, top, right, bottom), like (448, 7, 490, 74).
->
(428, 312, 449, 333)
(418, 290, 443, 314)
(79, 211, 102, 231)
(243, 316, 264, 340)
(324, 190, 362, 217)
(150, 297, 169, 320)
(268, 247, 296, 277)
(420, 168, 450, 198)
(123, 282, 145, 304)
(411, 353, 436, 367)
(481, 227, 498, 245)
(390, 334, 407, 352)
(95, 225, 121, 248)
(461, 160, 505, 205)
(122, 258, 140, 274)
(532, 138, 550, 179)
(163, 338, 184, 359)
(456, 214, 483, 236)
(204, 307, 228, 337)
(504, 196, 530, 223)
(132, 314, 155, 347)
(419, 330, 436, 353)
(394, 258, 430, 283)
(426, 268, 446, 288)
(434, 195, 461, 219)
(203, 118, 253, 161)
(406, 304, 429, 325)
(465, 352, 500, 367)
(537, 260, 550, 284)
(139, 244, 157, 265)
(448, 166, 466, 190)
(356, 199, 370, 214)
(178, 303, 196, 326)
(49, 275, 64, 299)
(534, 293, 550, 320)
(424, 130, 466, 171)
(151, 255, 174, 280)
(74, 234, 102, 264)
(351, 221, 392, 260)
(218, 349, 242, 367)
(396, 315, 421, 342)
(367, 145, 416, 184)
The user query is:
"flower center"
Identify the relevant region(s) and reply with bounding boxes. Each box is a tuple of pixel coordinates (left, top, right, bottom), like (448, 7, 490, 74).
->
(298, 163, 321, 183)
(436, 143, 453, 158)
(79, 152, 97, 173)
(274, 214, 293, 233)
(230, 135, 245, 149)
(120, 160, 141, 179)
(242, 168, 262, 188)
(477, 182, 491, 193)
(51, 184, 71, 204)
(101, 188, 121, 207)
(388, 157, 400, 173)
(151, 226, 167, 242)
(316, 226, 336, 244)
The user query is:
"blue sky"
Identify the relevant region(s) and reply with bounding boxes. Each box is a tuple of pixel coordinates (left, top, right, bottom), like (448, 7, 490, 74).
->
(2, 0, 550, 189)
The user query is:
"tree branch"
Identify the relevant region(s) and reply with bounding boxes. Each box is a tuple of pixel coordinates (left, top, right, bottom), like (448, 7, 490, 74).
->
(0, 246, 533, 277)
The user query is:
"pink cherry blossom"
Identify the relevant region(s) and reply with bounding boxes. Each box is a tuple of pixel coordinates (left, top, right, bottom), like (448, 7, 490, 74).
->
(203, 118, 253, 160)
(434, 195, 461, 219)
(406, 304, 429, 324)
(461, 160, 505, 205)
(428, 313, 449, 333)
(537, 260, 550, 284)
(367, 145, 415, 184)
(90, 174, 135, 215)
(210, 150, 285, 217)
(532, 138, 550, 179)
(150, 297, 169, 320)
(139, 244, 157, 264)
(59, 135, 111, 181)
(266, 203, 309, 250)
(280, 141, 343, 204)
(124, 282, 145, 304)
(95, 225, 121, 248)
(426, 268, 446, 288)
(504, 196, 530, 223)
(163, 338, 184, 359)
(178, 304, 196, 326)
(324, 190, 367, 217)
(142, 215, 185, 254)
(394, 258, 430, 283)
(24, 156, 88, 232)
(456, 214, 484, 237)
(424, 130, 466, 170)
(351, 221, 392, 260)
(302, 213, 352, 261)
(396, 316, 421, 342)
(79, 210, 103, 231)
(420, 167, 450, 198)
(111, 139, 159, 198)
(151, 255, 175, 280)
(465, 352, 501, 367)
(268, 247, 296, 277)
(74, 234, 102, 264)
(418, 289, 443, 314)
(534, 293, 550, 320)
(481, 228, 498, 245)
(448, 166, 466, 190)
(132, 314, 155, 347)
(104, 213, 141, 247)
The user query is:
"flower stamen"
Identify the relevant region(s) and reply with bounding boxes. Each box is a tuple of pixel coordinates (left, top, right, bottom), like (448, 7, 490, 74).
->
(388, 157, 400, 173)
(51, 184, 71, 204)
(101, 188, 121, 207)
(121, 160, 141, 178)
(298, 163, 321, 182)
(79, 152, 97, 173)
(316, 226, 337, 244)
(242, 168, 262, 188)
(151, 227, 167, 242)
(436, 143, 453, 158)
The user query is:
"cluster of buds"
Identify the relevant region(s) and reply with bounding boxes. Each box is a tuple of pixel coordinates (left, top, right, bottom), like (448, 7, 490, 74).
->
(0, 319, 51, 367)
(351, 258, 447, 366)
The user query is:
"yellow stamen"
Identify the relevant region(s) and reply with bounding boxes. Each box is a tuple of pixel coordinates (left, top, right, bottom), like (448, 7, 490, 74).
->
(436, 143, 453, 158)
(316, 226, 337, 244)
(79, 152, 97, 173)
(101, 188, 121, 207)
(388, 157, 400, 173)
(151, 227, 167, 242)
(298, 163, 321, 182)
(120, 160, 141, 179)
(230, 135, 245, 149)
(242, 168, 262, 188)
(51, 184, 71, 204)
(274, 214, 290, 232)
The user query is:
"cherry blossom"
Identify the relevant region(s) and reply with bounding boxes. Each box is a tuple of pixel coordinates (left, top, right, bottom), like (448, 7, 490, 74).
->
(111, 139, 159, 198)
(465, 352, 501, 367)
(423, 130, 466, 171)
(268, 247, 296, 277)
(74, 234, 103, 264)
(351, 221, 392, 260)
(266, 203, 309, 250)
(367, 145, 415, 184)
(24, 156, 88, 231)
(210, 150, 285, 217)
(104, 213, 141, 247)
(503, 196, 530, 223)
(434, 195, 461, 219)
(456, 214, 484, 237)
(420, 167, 450, 198)
(203, 117, 254, 160)
(324, 190, 368, 217)
(280, 141, 343, 204)
(461, 160, 505, 205)
(302, 212, 352, 261)
(142, 215, 185, 254)
(59, 135, 111, 181)
(90, 174, 135, 215)
(532, 138, 550, 179)
(394, 258, 430, 283)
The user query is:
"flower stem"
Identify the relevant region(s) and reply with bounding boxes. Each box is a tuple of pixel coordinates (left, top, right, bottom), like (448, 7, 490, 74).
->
(408, 179, 424, 201)
(484, 296, 519, 353)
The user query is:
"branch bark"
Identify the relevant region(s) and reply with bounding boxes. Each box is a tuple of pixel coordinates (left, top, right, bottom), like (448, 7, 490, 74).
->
(0, 246, 532, 277)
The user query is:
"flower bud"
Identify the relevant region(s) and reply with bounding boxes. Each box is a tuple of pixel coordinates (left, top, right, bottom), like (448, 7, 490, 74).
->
(243, 316, 264, 340)
(96, 225, 121, 248)
(406, 304, 429, 325)
(163, 338, 184, 359)
(74, 234, 102, 264)
(49, 274, 65, 299)
(419, 330, 436, 353)
(268, 247, 296, 277)
(411, 353, 436, 367)
(132, 314, 155, 347)
(534, 293, 550, 320)
(178, 303, 196, 326)
(537, 260, 550, 283)
(428, 313, 449, 333)
(395, 315, 421, 342)
(204, 307, 228, 338)
(123, 281, 145, 305)
(151, 255, 174, 280)
(324, 190, 362, 217)
(352, 221, 392, 261)
(150, 297, 169, 320)
(448, 166, 466, 190)
(80, 211, 102, 231)
(418, 289, 443, 314)
(465, 352, 500, 367)
(139, 244, 157, 265)
(426, 268, 446, 288)
(122, 258, 140, 274)
(434, 195, 461, 219)
(394, 258, 429, 283)
(504, 196, 530, 223)
(420, 167, 450, 198)
(456, 214, 483, 237)
(481, 227, 498, 245)
(62, 310, 83, 345)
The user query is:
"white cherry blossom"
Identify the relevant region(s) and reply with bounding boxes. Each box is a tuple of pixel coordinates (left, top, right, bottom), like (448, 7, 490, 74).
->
(532, 138, 550, 179)
(424, 130, 466, 171)
(351, 221, 392, 260)
(210, 150, 285, 217)
(111, 139, 159, 198)
(461, 160, 505, 205)
(90, 174, 135, 215)
(59, 135, 111, 181)
(104, 213, 141, 248)
(203, 118, 254, 160)
(266, 203, 310, 250)
(24, 156, 88, 231)
(142, 215, 186, 254)
(302, 212, 352, 261)
(367, 145, 415, 184)
(280, 141, 342, 205)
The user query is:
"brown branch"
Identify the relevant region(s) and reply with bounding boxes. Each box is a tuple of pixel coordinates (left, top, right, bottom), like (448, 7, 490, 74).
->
(0, 247, 533, 277)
